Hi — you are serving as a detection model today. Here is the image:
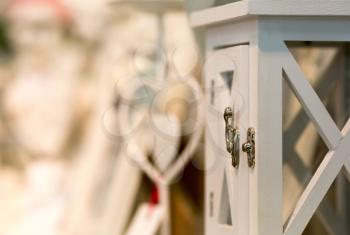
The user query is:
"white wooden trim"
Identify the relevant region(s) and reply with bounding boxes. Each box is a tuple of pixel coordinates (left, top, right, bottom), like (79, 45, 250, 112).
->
(284, 68, 339, 148)
(284, 119, 350, 235)
(190, 1, 249, 28)
(256, 28, 284, 235)
(198, 18, 350, 44)
(259, 17, 350, 42)
(280, 43, 342, 150)
(248, 29, 259, 235)
(284, 145, 345, 235)
(206, 19, 255, 50)
(249, 1, 350, 16)
(190, 1, 350, 27)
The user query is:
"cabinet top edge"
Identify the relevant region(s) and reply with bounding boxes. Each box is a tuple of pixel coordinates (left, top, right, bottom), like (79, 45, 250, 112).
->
(190, 1, 350, 28)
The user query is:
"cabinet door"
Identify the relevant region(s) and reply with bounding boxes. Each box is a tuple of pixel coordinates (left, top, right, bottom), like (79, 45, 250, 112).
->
(205, 45, 249, 235)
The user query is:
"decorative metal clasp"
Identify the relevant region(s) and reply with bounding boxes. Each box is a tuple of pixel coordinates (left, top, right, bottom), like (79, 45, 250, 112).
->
(223, 107, 240, 168)
(242, 127, 255, 168)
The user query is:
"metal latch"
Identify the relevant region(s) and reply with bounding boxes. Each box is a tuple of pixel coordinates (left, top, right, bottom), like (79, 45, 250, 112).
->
(223, 107, 240, 168)
(242, 127, 255, 168)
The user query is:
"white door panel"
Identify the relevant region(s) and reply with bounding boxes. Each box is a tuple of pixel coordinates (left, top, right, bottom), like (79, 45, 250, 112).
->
(205, 45, 250, 235)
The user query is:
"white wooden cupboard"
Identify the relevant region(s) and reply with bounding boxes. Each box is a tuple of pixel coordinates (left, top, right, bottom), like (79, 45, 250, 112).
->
(190, 2, 350, 235)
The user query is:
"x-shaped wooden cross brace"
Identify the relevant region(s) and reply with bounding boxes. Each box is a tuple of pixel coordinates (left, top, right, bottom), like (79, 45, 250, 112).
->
(277, 42, 350, 235)
(283, 49, 347, 235)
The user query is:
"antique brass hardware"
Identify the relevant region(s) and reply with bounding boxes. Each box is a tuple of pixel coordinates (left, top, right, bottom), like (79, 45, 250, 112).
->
(242, 127, 255, 168)
(223, 107, 240, 167)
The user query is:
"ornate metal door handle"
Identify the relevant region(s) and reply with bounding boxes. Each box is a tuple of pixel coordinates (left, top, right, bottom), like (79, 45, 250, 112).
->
(223, 107, 240, 167)
(242, 127, 255, 168)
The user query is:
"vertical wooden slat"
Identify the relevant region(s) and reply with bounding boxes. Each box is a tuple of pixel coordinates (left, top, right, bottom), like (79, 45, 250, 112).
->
(256, 21, 284, 235)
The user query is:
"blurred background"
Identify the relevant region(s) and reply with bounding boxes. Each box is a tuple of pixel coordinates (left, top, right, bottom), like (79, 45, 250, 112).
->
(0, 0, 205, 234)
(0, 0, 348, 235)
